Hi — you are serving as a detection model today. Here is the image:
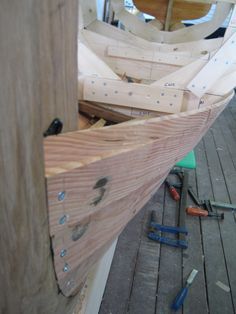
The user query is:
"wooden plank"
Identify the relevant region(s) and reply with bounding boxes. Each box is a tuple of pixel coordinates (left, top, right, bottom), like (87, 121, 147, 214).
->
(45, 93, 233, 296)
(112, 1, 232, 43)
(188, 32, 236, 98)
(78, 240, 118, 314)
(133, 0, 210, 25)
(220, 104, 236, 161)
(155, 183, 182, 313)
(78, 113, 93, 130)
(107, 45, 206, 66)
(164, 0, 174, 31)
(183, 169, 208, 314)
(78, 42, 119, 79)
(86, 21, 224, 54)
(99, 208, 147, 314)
(40, 0, 78, 132)
(79, 101, 132, 123)
(90, 118, 106, 129)
(128, 184, 165, 314)
(86, 22, 224, 54)
(82, 77, 183, 113)
(212, 118, 236, 308)
(80, 0, 97, 28)
(196, 139, 234, 314)
(0, 1, 79, 313)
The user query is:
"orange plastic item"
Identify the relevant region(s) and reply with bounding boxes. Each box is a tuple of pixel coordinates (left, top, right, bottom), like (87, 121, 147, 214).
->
(186, 206, 208, 217)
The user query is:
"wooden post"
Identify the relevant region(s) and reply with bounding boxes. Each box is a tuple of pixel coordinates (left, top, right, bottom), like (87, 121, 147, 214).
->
(0, 1, 79, 313)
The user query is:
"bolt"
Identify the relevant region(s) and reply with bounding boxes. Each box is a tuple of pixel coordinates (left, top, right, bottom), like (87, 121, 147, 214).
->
(63, 263, 70, 272)
(60, 249, 67, 257)
(59, 214, 68, 225)
(58, 191, 66, 201)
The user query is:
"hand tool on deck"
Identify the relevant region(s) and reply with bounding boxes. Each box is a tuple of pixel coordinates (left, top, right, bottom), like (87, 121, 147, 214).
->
(171, 269, 198, 311)
(165, 179, 180, 201)
(148, 210, 188, 249)
(210, 201, 236, 221)
(178, 170, 188, 247)
(187, 188, 226, 219)
(186, 206, 224, 219)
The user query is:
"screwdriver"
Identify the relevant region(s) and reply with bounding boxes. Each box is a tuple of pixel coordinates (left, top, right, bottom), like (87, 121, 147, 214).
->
(171, 269, 198, 311)
(165, 180, 180, 201)
(186, 206, 224, 219)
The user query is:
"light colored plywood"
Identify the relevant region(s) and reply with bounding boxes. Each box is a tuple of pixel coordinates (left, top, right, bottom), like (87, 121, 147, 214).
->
(87, 21, 224, 53)
(188, 32, 236, 97)
(78, 240, 118, 314)
(78, 42, 119, 79)
(82, 77, 183, 113)
(107, 45, 208, 66)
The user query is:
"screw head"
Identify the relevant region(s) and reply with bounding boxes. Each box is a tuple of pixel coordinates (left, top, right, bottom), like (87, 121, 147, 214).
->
(63, 263, 70, 272)
(59, 215, 68, 225)
(58, 191, 66, 201)
(60, 249, 67, 257)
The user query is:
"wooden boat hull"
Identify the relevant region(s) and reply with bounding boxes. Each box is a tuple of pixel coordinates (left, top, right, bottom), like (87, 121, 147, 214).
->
(44, 1, 236, 298)
(44, 91, 233, 296)
(133, 0, 211, 25)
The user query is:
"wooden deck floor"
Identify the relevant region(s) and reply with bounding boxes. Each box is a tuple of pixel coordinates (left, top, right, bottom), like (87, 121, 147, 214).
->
(99, 97, 236, 314)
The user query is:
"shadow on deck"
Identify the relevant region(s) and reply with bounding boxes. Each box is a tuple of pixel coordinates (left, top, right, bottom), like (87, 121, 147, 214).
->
(99, 96, 236, 314)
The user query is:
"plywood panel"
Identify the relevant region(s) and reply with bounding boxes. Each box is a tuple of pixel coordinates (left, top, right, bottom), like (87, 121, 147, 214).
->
(83, 77, 183, 113)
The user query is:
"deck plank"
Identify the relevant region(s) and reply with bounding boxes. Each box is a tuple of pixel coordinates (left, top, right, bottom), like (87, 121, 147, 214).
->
(196, 134, 234, 314)
(183, 169, 208, 314)
(210, 114, 236, 310)
(100, 101, 236, 314)
(128, 185, 165, 314)
(155, 183, 182, 314)
(99, 209, 146, 314)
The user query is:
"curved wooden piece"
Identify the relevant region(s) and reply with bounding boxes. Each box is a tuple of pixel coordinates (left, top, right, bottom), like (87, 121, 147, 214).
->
(133, 0, 211, 25)
(111, 0, 232, 43)
(45, 91, 233, 296)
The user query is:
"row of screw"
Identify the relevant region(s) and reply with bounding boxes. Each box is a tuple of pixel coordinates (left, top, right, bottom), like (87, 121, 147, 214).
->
(57, 192, 70, 272)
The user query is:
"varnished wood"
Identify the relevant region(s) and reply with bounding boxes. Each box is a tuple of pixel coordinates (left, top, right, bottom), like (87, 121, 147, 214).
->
(79, 101, 132, 123)
(111, 0, 232, 43)
(133, 0, 211, 26)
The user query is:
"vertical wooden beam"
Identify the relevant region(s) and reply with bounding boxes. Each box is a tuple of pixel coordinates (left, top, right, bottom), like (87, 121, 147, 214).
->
(0, 1, 78, 313)
(40, 0, 78, 132)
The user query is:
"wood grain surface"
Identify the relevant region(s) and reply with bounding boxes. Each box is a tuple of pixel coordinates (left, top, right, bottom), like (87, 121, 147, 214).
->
(133, 0, 211, 25)
(45, 91, 233, 296)
(0, 1, 79, 313)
